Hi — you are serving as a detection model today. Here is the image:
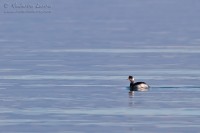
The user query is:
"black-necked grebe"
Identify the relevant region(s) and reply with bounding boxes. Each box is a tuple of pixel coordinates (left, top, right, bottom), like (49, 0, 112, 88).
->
(128, 75, 150, 93)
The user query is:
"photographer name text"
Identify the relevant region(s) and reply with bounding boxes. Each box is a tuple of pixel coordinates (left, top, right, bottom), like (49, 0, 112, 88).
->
(4, 3, 51, 9)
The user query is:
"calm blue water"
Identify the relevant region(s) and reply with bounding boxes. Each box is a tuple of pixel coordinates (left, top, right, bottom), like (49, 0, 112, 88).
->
(0, 0, 200, 133)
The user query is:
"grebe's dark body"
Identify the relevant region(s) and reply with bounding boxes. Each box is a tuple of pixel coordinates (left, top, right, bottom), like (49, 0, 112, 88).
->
(130, 82, 150, 91)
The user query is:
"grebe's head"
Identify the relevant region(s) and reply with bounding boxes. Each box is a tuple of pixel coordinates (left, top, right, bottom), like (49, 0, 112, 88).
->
(128, 75, 133, 81)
